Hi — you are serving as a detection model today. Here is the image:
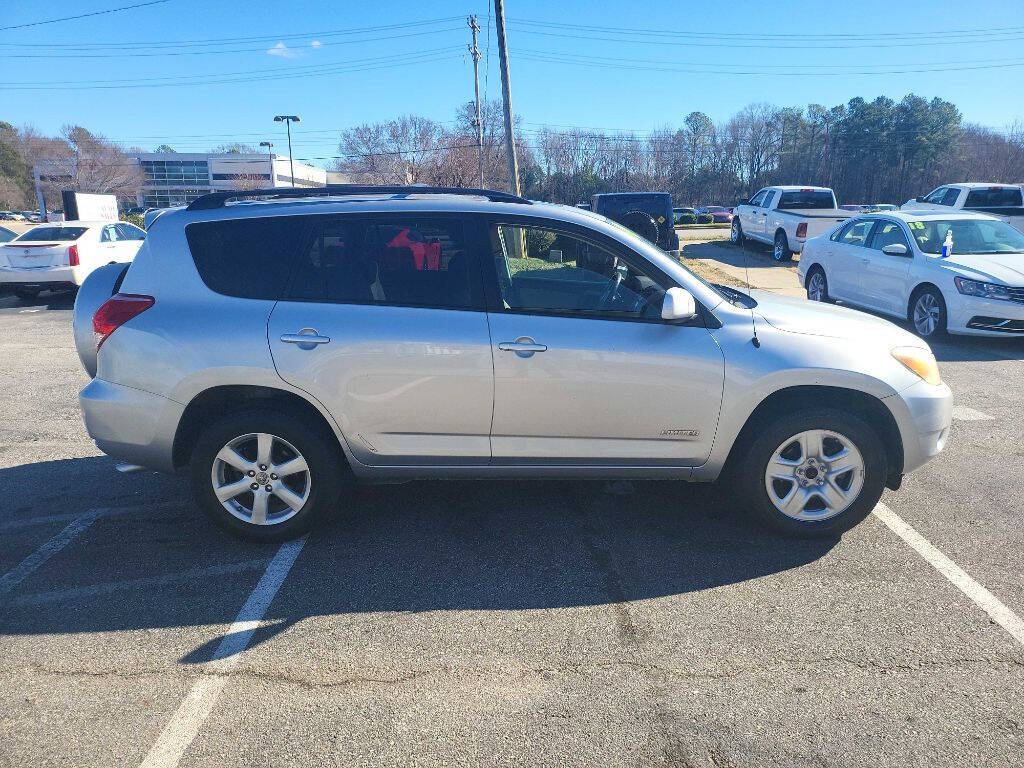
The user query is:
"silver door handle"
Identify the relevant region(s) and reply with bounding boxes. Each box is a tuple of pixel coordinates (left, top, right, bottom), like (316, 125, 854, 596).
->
(498, 338, 547, 357)
(281, 331, 331, 345)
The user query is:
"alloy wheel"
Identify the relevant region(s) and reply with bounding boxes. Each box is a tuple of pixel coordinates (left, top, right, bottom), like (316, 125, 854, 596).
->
(913, 293, 941, 336)
(211, 432, 311, 526)
(807, 272, 826, 302)
(763, 429, 865, 522)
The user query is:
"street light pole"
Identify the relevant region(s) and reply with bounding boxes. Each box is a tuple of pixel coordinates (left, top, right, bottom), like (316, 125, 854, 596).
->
(273, 115, 300, 187)
(259, 141, 273, 186)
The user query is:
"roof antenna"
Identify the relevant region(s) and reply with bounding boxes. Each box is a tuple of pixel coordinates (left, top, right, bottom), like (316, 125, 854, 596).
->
(739, 211, 760, 348)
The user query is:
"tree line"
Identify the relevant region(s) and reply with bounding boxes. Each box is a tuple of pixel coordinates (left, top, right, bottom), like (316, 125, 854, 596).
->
(334, 94, 1024, 207)
(3, 92, 1023, 212)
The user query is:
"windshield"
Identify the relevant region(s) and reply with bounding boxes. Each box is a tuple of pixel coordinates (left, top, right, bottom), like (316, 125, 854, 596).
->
(14, 226, 88, 242)
(909, 219, 1024, 255)
(777, 190, 834, 210)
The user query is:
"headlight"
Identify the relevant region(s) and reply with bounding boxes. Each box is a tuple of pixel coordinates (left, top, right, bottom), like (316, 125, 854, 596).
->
(954, 276, 1012, 301)
(891, 346, 941, 386)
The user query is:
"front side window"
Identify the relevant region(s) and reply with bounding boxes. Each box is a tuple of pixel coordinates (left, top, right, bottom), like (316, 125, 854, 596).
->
(941, 188, 962, 207)
(749, 190, 767, 207)
(100, 225, 119, 242)
(838, 219, 876, 247)
(870, 220, 911, 252)
(922, 187, 948, 204)
(490, 223, 668, 321)
(287, 216, 479, 310)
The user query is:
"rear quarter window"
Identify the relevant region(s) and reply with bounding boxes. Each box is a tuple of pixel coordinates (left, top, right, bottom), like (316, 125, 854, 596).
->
(185, 216, 306, 299)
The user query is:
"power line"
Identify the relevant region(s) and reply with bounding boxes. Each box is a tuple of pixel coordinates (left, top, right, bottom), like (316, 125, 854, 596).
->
(0, 27, 463, 58)
(0, 0, 171, 32)
(0, 15, 464, 49)
(510, 17, 1024, 42)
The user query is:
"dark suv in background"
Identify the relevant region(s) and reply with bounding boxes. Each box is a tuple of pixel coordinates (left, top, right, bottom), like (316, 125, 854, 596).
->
(591, 193, 679, 251)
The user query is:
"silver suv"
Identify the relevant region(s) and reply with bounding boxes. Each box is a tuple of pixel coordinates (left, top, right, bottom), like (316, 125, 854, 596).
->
(73, 186, 952, 541)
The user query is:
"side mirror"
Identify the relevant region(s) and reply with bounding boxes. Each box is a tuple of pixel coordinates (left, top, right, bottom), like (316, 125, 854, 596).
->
(915, 196, 925, 203)
(882, 243, 909, 256)
(662, 287, 698, 321)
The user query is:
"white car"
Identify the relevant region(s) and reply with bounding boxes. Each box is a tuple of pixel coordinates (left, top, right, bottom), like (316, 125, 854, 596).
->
(0, 221, 145, 300)
(798, 211, 1024, 339)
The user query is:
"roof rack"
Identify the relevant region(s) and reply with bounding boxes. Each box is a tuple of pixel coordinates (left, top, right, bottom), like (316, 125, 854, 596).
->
(185, 184, 531, 211)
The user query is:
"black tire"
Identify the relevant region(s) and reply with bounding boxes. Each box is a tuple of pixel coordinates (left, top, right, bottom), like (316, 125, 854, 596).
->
(805, 266, 830, 303)
(734, 407, 886, 538)
(619, 210, 660, 243)
(908, 285, 948, 340)
(190, 409, 344, 541)
(14, 287, 40, 301)
(730, 218, 745, 246)
(772, 230, 793, 262)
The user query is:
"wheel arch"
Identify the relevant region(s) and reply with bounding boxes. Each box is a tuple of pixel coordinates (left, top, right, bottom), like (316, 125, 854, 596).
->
(172, 384, 345, 471)
(721, 385, 904, 489)
(906, 281, 944, 320)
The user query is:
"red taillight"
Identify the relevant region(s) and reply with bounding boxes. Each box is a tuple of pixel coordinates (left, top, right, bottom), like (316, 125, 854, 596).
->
(68, 244, 79, 266)
(93, 293, 154, 351)
(796, 222, 808, 238)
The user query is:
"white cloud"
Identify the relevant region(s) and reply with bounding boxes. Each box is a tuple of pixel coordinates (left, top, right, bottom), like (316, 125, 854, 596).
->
(310, 40, 322, 48)
(267, 41, 302, 58)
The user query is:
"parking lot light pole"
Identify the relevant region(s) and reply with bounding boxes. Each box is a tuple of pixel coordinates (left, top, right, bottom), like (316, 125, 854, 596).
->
(259, 141, 274, 186)
(273, 116, 300, 187)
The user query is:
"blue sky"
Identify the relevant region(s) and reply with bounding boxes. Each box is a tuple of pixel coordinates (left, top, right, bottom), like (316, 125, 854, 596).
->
(2, 0, 1023, 168)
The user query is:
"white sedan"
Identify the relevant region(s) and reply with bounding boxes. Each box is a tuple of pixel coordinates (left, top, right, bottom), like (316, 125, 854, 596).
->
(798, 210, 1024, 339)
(0, 221, 145, 300)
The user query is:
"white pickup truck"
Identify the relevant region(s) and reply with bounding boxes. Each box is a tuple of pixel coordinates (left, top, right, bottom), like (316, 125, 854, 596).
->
(901, 183, 1024, 233)
(731, 186, 852, 261)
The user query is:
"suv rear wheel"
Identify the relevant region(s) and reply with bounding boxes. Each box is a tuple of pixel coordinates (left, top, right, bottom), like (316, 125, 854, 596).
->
(735, 408, 886, 537)
(190, 409, 342, 541)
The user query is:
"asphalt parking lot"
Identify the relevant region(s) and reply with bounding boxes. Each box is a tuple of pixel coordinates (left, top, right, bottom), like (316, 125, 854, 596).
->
(1, 290, 1023, 768)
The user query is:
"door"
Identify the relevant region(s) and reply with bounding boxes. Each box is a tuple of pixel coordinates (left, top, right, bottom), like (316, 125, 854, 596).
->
(268, 213, 495, 466)
(742, 190, 767, 238)
(860, 219, 913, 314)
(114, 223, 146, 261)
(753, 190, 775, 238)
(827, 218, 877, 305)
(482, 219, 724, 464)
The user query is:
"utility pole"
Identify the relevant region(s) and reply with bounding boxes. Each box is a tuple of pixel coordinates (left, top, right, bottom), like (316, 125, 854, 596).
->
(493, 0, 520, 196)
(467, 14, 485, 188)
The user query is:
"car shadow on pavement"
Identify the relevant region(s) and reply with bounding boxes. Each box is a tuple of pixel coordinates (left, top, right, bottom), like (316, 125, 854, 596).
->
(0, 458, 838, 658)
(0, 290, 76, 311)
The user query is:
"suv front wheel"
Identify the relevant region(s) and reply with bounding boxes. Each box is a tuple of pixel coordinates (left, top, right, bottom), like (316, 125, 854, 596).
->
(190, 409, 342, 541)
(735, 408, 886, 537)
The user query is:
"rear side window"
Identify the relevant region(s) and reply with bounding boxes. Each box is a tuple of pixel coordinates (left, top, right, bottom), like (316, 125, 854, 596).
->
(16, 226, 88, 242)
(186, 216, 305, 299)
(964, 187, 1023, 208)
(940, 188, 961, 206)
(286, 216, 481, 310)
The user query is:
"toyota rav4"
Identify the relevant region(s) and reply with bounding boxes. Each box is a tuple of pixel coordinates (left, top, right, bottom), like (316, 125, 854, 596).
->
(73, 185, 952, 541)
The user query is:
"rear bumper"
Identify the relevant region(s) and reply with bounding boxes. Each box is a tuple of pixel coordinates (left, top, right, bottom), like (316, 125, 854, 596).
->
(80, 378, 182, 473)
(0, 265, 85, 287)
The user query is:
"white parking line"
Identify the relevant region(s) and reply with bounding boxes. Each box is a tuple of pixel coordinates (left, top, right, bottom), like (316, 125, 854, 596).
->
(0, 501, 180, 533)
(138, 536, 307, 768)
(10, 559, 267, 607)
(0, 508, 106, 599)
(873, 503, 1024, 647)
(951, 405, 995, 422)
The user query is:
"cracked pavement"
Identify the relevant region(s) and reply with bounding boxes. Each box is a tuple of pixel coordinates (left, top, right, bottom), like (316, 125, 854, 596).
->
(0, 293, 1023, 767)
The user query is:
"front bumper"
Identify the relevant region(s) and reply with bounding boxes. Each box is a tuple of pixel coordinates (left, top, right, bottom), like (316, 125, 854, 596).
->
(80, 378, 183, 474)
(947, 293, 1024, 336)
(0, 265, 84, 287)
(883, 378, 953, 476)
